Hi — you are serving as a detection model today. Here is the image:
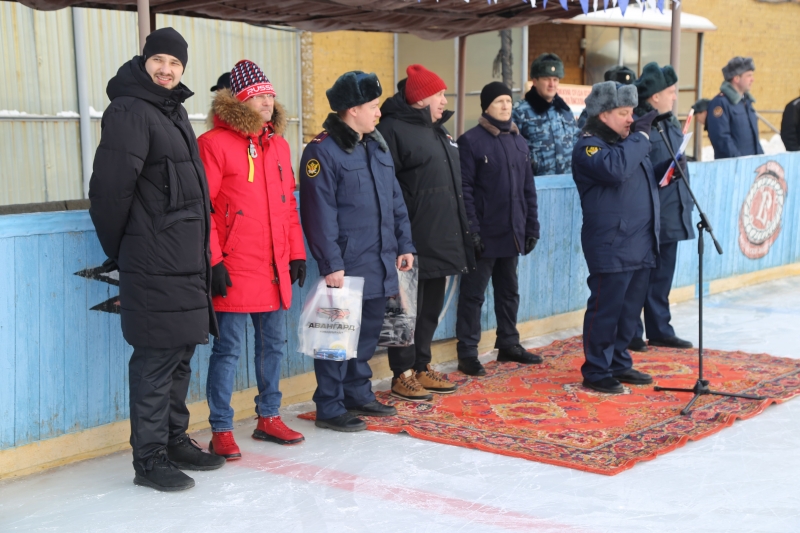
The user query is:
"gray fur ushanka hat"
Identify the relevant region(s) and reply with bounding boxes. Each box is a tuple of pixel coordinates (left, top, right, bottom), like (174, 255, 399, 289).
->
(530, 53, 564, 79)
(326, 71, 383, 111)
(722, 57, 755, 81)
(584, 81, 638, 118)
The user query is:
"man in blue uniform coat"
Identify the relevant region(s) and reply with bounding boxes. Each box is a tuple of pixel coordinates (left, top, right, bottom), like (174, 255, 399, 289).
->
(572, 81, 660, 394)
(707, 57, 763, 159)
(300, 71, 416, 431)
(629, 62, 695, 352)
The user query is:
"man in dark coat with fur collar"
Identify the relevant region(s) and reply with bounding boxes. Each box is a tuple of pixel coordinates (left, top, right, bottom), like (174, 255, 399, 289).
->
(707, 57, 763, 159)
(628, 62, 694, 352)
(572, 81, 660, 394)
(300, 71, 415, 432)
(512, 53, 580, 176)
(89, 28, 224, 492)
(455, 82, 542, 377)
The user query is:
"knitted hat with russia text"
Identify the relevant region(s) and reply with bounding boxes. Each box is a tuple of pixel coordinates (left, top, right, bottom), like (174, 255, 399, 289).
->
(405, 64, 447, 104)
(230, 60, 276, 102)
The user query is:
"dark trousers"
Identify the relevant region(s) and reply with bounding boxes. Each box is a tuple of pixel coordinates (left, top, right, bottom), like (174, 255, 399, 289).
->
(129, 345, 195, 474)
(456, 256, 520, 359)
(313, 297, 385, 420)
(582, 268, 650, 382)
(387, 276, 446, 377)
(635, 241, 678, 341)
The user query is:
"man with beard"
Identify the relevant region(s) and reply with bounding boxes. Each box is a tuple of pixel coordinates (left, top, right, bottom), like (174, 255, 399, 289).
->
(89, 27, 224, 492)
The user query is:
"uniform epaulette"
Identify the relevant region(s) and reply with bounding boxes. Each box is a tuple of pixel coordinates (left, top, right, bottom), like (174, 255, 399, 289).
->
(311, 131, 329, 144)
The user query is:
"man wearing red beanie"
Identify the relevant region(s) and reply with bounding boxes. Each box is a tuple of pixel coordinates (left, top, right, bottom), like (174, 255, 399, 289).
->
(377, 64, 476, 401)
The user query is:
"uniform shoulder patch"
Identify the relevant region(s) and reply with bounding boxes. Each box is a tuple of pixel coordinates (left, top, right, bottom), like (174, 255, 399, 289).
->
(305, 158, 321, 178)
(311, 131, 329, 144)
(713, 106, 724, 118)
(585, 146, 601, 157)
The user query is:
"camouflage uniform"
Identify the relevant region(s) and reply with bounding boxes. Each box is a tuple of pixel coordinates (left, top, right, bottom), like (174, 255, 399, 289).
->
(512, 93, 579, 176)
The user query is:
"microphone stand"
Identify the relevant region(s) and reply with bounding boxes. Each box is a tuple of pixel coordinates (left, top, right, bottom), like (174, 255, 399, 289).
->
(651, 120, 765, 415)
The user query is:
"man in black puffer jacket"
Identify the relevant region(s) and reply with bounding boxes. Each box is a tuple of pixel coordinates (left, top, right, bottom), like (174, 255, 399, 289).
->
(376, 64, 475, 402)
(89, 28, 224, 492)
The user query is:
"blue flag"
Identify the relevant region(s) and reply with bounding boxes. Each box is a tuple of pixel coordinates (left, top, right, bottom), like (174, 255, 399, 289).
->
(580, 0, 589, 13)
(560, 0, 568, 9)
(618, 0, 629, 15)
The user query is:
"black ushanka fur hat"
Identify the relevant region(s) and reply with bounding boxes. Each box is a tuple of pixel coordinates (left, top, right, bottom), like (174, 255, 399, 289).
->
(604, 65, 637, 85)
(326, 71, 383, 112)
(530, 53, 564, 80)
(634, 62, 678, 101)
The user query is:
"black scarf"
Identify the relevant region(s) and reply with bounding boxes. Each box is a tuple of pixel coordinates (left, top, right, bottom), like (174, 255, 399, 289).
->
(524, 87, 571, 115)
(582, 116, 622, 145)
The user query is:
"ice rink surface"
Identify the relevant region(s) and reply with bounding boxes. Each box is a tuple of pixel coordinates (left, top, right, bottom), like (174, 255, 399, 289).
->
(2, 277, 799, 533)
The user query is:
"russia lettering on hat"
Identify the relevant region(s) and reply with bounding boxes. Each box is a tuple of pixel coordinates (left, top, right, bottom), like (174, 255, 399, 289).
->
(230, 59, 276, 102)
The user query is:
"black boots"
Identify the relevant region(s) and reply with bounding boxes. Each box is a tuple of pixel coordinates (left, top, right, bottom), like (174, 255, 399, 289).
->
(167, 434, 227, 471)
(497, 345, 543, 364)
(133, 450, 195, 492)
(315, 412, 368, 432)
(458, 357, 486, 376)
(348, 400, 398, 417)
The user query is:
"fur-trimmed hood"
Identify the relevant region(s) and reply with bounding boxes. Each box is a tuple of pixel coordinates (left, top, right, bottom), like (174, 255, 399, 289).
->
(321, 112, 389, 154)
(207, 88, 287, 136)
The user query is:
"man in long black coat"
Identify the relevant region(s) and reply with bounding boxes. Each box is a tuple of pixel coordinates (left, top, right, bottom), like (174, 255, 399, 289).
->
(629, 63, 694, 352)
(89, 28, 224, 492)
(376, 64, 475, 402)
(572, 81, 659, 394)
(455, 82, 542, 376)
(781, 96, 800, 152)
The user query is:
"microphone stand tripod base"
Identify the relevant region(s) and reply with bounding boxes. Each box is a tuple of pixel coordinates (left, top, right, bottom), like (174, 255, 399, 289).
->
(654, 380, 765, 416)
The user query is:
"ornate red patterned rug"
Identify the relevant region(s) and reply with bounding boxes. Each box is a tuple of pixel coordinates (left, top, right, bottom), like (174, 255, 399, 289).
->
(299, 336, 800, 475)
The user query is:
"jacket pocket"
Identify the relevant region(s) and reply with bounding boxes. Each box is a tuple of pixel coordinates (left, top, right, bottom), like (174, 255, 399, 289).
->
(606, 218, 628, 246)
(222, 211, 265, 272)
(165, 158, 180, 211)
(340, 159, 369, 195)
(152, 203, 204, 275)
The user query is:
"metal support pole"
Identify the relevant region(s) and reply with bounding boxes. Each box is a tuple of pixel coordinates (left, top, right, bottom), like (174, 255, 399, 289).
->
(694, 32, 705, 160)
(618, 27, 624, 66)
(521, 25, 529, 98)
(296, 31, 303, 160)
(72, 7, 93, 199)
(393, 33, 399, 94)
(137, 0, 151, 53)
(456, 35, 467, 138)
(670, 0, 681, 113)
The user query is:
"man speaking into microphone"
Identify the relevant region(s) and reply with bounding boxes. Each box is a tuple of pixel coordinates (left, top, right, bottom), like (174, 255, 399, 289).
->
(572, 81, 660, 394)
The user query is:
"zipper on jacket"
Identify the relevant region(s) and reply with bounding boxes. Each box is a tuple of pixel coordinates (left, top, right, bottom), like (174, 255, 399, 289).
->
(277, 162, 286, 203)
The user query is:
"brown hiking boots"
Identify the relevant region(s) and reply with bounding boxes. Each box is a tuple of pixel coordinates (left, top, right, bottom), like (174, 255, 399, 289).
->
(391, 370, 433, 402)
(415, 364, 457, 394)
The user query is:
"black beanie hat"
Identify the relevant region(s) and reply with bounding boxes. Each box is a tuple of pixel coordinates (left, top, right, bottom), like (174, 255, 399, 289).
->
(143, 27, 188, 68)
(480, 81, 513, 111)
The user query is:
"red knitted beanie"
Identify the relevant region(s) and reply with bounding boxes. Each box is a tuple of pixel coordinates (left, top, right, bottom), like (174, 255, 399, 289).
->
(230, 59, 276, 102)
(404, 64, 446, 104)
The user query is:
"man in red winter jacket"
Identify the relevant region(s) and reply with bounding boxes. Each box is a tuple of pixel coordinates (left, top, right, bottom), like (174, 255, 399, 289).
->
(198, 60, 307, 459)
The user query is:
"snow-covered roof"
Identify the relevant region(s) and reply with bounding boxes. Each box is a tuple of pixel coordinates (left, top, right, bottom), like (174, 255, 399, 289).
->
(554, 7, 717, 33)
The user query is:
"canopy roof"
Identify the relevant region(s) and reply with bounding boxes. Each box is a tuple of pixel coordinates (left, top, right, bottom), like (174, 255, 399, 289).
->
(555, 6, 716, 33)
(14, 0, 611, 40)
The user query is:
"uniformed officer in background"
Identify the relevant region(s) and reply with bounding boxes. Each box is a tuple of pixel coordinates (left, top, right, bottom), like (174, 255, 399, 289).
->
(300, 71, 416, 432)
(577, 65, 637, 130)
(572, 81, 659, 394)
(513, 53, 579, 176)
(707, 57, 763, 159)
(628, 62, 694, 352)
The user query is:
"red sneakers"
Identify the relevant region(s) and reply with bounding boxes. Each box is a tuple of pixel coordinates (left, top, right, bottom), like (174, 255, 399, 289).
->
(208, 431, 242, 460)
(252, 416, 305, 445)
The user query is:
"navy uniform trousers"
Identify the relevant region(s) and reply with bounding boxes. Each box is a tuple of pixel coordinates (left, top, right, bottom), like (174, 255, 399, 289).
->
(456, 256, 520, 359)
(313, 297, 385, 420)
(634, 241, 678, 341)
(582, 268, 651, 382)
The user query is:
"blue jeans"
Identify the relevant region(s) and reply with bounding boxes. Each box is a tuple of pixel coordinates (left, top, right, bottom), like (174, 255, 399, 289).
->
(207, 311, 286, 432)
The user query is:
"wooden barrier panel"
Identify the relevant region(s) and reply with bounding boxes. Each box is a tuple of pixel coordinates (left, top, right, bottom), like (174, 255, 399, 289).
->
(0, 153, 797, 452)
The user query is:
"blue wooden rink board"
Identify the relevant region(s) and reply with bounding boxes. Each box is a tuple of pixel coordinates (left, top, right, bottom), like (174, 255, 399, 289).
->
(0, 152, 797, 450)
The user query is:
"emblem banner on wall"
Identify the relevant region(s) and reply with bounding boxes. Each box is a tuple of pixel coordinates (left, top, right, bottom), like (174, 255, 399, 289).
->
(738, 161, 788, 259)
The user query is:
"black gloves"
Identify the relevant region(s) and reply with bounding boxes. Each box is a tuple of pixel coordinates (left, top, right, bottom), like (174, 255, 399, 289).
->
(631, 109, 659, 137)
(524, 236, 538, 255)
(99, 257, 119, 273)
(211, 261, 232, 298)
(289, 259, 307, 287)
(472, 232, 485, 261)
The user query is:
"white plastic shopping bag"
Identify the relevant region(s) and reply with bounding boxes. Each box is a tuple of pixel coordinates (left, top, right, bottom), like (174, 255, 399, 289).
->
(378, 263, 418, 347)
(298, 276, 364, 361)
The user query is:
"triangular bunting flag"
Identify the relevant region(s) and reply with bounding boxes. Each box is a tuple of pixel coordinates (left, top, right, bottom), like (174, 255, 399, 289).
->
(580, 0, 589, 13)
(618, 0, 629, 15)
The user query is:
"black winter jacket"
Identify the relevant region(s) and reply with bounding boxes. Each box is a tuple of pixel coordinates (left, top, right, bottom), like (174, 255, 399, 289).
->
(376, 87, 475, 280)
(89, 56, 217, 348)
(781, 97, 800, 152)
